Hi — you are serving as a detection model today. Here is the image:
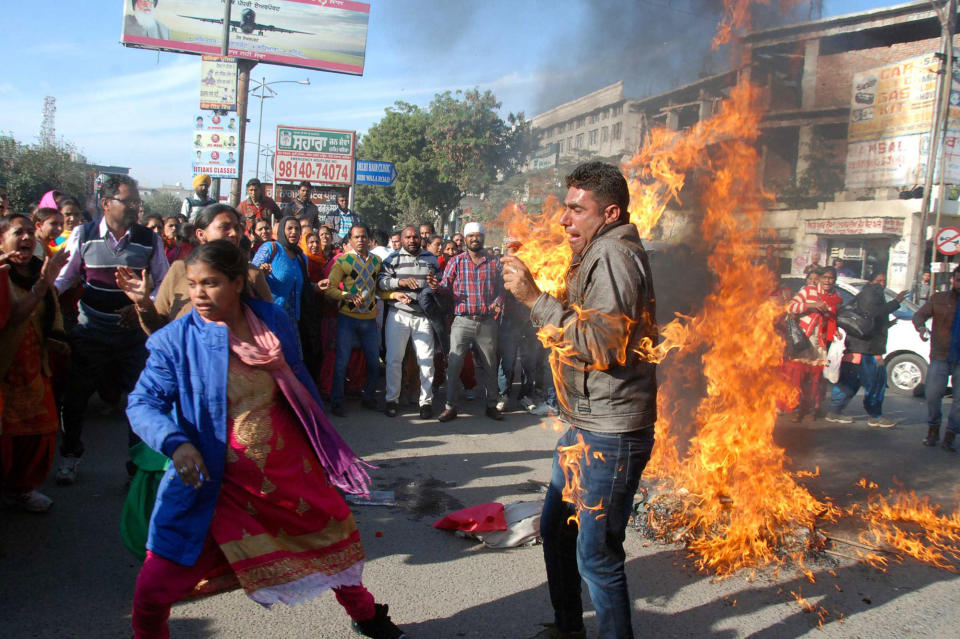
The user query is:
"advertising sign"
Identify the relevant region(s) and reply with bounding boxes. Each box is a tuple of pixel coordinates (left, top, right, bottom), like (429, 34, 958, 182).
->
(804, 217, 905, 236)
(527, 143, 558, 171)
(121, 0, 370, 75)
(355, 160, 397, 186)
(192, 113, 239, 178)
(845, 52, 960, 188)
(274, 126, 354, 185)
(200, 55, 237, 111)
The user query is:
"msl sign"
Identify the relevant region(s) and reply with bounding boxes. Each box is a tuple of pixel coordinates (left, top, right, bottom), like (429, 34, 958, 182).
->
(274, 126, 355, 186)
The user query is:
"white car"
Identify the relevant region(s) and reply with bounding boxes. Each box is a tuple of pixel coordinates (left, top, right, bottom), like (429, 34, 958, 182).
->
(783, 277, 929, 395)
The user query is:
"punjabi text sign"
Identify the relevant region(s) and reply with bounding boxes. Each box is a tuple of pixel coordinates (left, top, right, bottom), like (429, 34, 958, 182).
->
(199, 55, 237, 111)
(192, 113, 239, 178)
(274, 126, 354, 185)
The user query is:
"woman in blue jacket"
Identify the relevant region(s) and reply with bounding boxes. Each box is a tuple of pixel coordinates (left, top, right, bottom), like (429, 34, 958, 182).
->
(126, 240, 405, 639)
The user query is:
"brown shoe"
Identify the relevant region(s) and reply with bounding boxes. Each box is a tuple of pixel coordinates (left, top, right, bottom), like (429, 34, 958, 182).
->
(437, 408, 458, 422)
(485, 406, 504, 421)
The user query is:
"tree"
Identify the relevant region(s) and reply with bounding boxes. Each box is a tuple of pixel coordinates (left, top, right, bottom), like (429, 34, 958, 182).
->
(142, 192, 182, 218)
(354, 102, 459, 232)
(426, 89, 530, 218)
(0, 134, 87, 211)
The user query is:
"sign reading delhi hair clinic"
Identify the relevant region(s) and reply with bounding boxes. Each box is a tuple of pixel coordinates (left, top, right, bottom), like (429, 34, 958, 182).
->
(274, 126, 354, 185)
(192, 113, 240, 178)
(120, 0, 370, 75)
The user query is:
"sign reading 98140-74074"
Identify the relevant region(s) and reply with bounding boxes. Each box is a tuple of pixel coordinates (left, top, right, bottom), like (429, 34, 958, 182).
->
(120, 0, 370, 76)
(274, 126, 355, 186)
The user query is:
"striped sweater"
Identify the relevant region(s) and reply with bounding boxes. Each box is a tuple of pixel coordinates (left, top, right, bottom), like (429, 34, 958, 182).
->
(377, 248, 440, 314)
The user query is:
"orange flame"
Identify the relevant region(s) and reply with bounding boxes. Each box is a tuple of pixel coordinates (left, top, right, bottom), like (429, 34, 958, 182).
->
(557, 433, 604, 525)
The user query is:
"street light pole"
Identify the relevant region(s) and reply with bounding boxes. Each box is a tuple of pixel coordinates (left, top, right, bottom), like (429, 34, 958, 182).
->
(248, 77, 310, 184)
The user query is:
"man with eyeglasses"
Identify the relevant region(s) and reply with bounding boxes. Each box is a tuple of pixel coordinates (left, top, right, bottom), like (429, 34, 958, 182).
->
(54, 174, 169, 485)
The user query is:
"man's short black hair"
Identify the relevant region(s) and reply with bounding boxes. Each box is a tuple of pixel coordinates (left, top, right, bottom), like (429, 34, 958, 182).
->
(298, 181, 311, 190)
(418, 221, 435, 234)
(99, 174, 138, 200)
(817, 266, 836, 278)
(246, 178, 262, 188)
(565, 161, 629, 222)
(349, 223, 370, 238)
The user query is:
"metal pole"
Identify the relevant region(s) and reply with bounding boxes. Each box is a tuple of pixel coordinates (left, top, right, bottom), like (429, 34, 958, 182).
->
(256, 77, 265, 181)
(231, 60, 256, 207)
(915, 0, 953, 296)
(210, 0, 232, 202)
(930, 0, 957, 288)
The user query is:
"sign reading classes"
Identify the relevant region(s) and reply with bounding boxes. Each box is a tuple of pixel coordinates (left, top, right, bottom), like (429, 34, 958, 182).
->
(274, 126, 355, 185)
(192, 113, 240, 178)
(120, 0, 370, 76)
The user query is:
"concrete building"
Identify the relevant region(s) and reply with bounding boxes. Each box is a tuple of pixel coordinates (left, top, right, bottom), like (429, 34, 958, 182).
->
(620, 1, 960, 292)
(529, 81, 643, 168)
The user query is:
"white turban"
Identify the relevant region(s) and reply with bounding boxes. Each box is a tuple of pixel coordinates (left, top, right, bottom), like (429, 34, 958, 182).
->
(463, 222, 484, 236)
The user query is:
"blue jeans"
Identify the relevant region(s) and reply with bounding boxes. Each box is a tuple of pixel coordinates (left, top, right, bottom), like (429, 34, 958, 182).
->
(830, 356, 886, 418)
(332, 315, 380, 405)
(926, 360, 960, 434)
(541, 426, 655, 638)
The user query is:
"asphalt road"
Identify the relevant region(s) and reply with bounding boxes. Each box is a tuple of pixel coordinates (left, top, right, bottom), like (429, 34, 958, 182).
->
(1, 388, 958, 638)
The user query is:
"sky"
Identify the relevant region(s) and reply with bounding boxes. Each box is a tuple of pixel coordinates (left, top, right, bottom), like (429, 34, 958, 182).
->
(1, 0, 906, 189)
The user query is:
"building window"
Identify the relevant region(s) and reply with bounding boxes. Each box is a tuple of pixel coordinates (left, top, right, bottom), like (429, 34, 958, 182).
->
(589, 113, 598, 124)
(612, 122, 622, 140)
(601, 126, 609, 142)
(589, 129, 599, 145)
(567, 136, 573, 151)
(602, 109, 609, 121)
(576, 133, 584, 148)
(576, 117, 585, 129)
(613, 105, 623, 116)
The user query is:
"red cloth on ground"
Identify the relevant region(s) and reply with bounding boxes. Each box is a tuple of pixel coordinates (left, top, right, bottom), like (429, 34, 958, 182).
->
(434, 502, 507, 532)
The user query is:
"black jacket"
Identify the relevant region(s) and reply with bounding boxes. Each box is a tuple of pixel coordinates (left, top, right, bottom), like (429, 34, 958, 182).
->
(845, 283, 900, 355)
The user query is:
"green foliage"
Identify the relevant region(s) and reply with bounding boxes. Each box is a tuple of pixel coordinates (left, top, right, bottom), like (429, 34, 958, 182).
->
(143, 191, 183, 218)
(777, 133, 845, 208)
(353, 90, 529, 235)
(0, 134, 88, 211)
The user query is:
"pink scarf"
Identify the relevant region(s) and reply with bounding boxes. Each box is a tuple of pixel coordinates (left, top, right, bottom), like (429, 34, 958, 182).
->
(225, 305, 372, 495)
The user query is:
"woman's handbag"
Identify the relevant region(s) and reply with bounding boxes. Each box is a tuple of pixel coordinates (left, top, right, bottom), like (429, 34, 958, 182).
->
(784, 315, 813, 359)
(836, 302, 874, 340)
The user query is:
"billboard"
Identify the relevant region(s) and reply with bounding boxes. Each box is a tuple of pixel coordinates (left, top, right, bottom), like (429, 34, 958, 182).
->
(121, 0, 370, 75)
(845, 52, 960, 189)
(200, 55, 237, 111)
(192, 113, 239, 178)
(274, 126, 354, 185)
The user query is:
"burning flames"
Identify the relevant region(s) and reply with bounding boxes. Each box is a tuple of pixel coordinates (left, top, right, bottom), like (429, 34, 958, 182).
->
(556, 433, 605, 525)
(495, 0, 960, 591)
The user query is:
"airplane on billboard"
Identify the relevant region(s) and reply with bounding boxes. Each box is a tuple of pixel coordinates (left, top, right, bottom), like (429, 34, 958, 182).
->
(178, 8, 311, 36)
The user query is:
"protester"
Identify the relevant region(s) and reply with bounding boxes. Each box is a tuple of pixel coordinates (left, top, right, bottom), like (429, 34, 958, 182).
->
(913, 265, 960, 451)
(126, 240, 406, 639)
(370, 230, 392, 261)
(833, 257, 856, 278)
(117, 203, 272, 334)
(315, 225, 341, 399)
(503, 161, 657, 639)
(55, 197, 85, 250)
(180, 174, 216, 222)
(251, 218, 272, 255)
(451, 233, 464, 253)
(54, 174, 169, 485)
(497, 243, 549, 415)
(0, 214, 69, 512)
(436, 222, 504, 422)
(31, 207, 64, 259)
(324, 224, 389, 416)
(142, 213, 163, 235)
(238, 178, 281, 230)
(283, 180, 320, 229)
(418, 223, 435, 251)
(389, 231, 401, 252)
(378, 226, 441, 419)
(919, 271, 932, 306)
(785, 266, 841, 421)
(426, 234, 443, 257)
(252, 216, 308, 323)
(161, 216, 185, 263)
(324, 193, 361, 244)
(826, 272, 906, 427)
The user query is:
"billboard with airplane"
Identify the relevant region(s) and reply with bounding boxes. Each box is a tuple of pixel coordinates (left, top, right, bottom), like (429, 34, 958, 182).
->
(120, 0, 370, 75)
